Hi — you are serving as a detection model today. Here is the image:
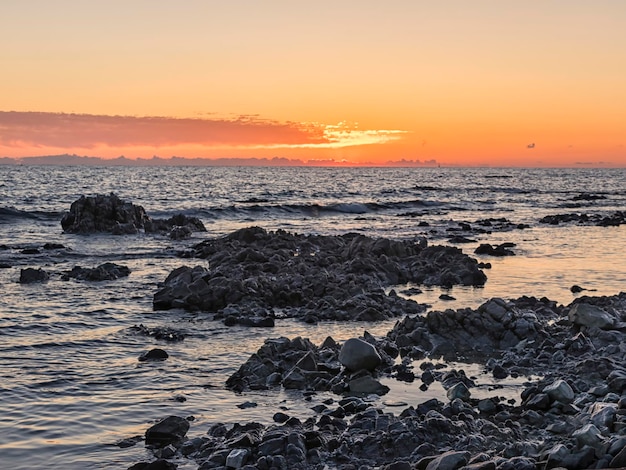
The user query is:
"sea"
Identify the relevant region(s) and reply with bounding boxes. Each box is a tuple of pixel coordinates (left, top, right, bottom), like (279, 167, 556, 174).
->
(0, 165, 624, 469)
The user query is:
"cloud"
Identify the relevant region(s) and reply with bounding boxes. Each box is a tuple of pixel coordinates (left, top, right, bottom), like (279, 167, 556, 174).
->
(0, 111, 406, 151)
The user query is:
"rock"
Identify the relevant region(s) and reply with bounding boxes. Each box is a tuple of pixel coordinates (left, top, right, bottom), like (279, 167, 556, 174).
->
(127, 459, 177, 470)
(139, 348, 169, 362)
(226, 448, 249, 469)
(144, 416, 190, 447)
(610, 444, 626, 468)
(544, 379, 575, 404)
(61, 262, 131, 281)
(61, 193, 150, 234)
(19, 267, 49, 283)
(348, 375, 390, 395)
(572, 423, 605, 448)
(144, 213, 206, 234)
(425, 450, 470, 470)
(446, 382, 470, 401)
(339, 338, 382, 371)
(570, 285, 585, 293)
(474, 243, 515, 256)
(569, 302, 615, 329)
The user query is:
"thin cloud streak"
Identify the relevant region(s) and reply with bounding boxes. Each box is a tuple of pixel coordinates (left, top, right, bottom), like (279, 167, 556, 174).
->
(0, 111, 406, 151)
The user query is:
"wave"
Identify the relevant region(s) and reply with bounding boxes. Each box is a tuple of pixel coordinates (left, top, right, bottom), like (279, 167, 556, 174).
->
(195, 198, 442, 219)
(0, 206, 61, 222)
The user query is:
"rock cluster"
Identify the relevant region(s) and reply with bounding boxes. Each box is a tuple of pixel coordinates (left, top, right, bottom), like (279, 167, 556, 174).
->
(153, 227, 487, 323)
(539, 211, 626, 227)
(61, 193, 206, 237)
(131, 292, 626, 469)
(61, 262, 131, 281)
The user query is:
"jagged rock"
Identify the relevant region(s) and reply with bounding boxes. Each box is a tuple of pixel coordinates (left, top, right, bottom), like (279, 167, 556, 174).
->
(544, 379, 574, 404)
(61, 193, 150, 234)
(153, 228, 486, 322)
(62, 262, 130, 281)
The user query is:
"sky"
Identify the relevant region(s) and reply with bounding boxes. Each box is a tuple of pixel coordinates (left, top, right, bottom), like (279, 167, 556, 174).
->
(1, 1, 625, 167)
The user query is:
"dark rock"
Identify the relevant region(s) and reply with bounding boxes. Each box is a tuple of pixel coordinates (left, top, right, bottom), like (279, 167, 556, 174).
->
(139, 348, 169, 362)
(61, 193, 150, 234)
(128, 460, 177, 470)
(570, 284, 585, 293)
(62, 262, 131, 281)
(144, 213, 206, 235)
(144, 416, 190, 447)
(474, 243, 516, 257)
(19, 267, 49, 283)
(339, 338, 382, 371)
(128, 325, 185, 342)
(153, 228, 486, 321)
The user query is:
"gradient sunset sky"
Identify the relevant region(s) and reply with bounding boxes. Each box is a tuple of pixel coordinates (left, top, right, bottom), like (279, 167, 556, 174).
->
(1, 1, 625, 166)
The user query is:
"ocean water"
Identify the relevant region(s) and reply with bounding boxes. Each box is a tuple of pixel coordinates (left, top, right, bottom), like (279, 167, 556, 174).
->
(0, 165, 625, 469)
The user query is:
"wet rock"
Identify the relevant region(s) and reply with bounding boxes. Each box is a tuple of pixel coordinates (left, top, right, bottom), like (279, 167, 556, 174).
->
(145, 213, 206, 237)
(474, 243, 516, 257)
(144, 416, 190, 447)
(339, 338, 382, 371)
(139, 348, 169, 362)
(61, 193, 150, 234)
(19, 267, 49, 283)
(62, 262, 131, 281)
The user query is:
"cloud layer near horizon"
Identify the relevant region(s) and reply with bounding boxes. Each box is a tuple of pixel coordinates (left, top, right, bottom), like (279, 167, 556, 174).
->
(0, 111, 405, 151)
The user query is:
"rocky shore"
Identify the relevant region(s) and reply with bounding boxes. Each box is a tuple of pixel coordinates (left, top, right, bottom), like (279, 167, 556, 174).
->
(127, 292, 626, 470)
(52, 195, 626, 469)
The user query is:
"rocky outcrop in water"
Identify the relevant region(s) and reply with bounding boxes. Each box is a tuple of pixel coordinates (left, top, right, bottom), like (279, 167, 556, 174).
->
(61, 262, 131, 281)
(539, 211, 626, 227)
(61, 193, 150, 234)
(153, 227, 487, 323)
(61, 193, 206, 237)
(19, 267, 49, 283)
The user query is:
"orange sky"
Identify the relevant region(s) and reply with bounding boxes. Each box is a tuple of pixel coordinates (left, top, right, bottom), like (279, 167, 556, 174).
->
(1, 1, 625, 167)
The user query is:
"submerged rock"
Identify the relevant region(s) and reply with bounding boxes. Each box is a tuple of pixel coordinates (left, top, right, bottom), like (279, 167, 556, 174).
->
(19, 267, 49, 283)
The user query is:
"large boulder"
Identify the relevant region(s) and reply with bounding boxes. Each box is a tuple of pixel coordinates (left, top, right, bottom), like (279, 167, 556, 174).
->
(568, 303, 615, 329)
(61, 193, 150, 234)
(339, 338, 382, 371)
